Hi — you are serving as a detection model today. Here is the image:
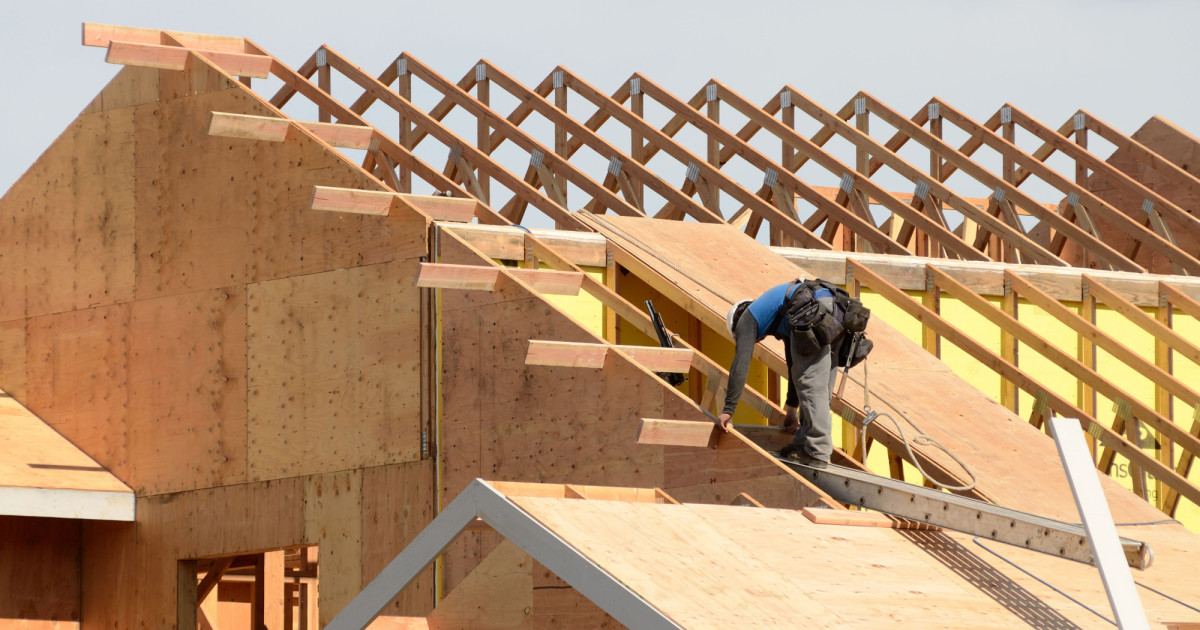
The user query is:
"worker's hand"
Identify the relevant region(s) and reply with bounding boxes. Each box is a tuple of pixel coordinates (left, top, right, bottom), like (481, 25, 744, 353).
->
(717, 413, 733, 433)
(783, 406, 799, 434)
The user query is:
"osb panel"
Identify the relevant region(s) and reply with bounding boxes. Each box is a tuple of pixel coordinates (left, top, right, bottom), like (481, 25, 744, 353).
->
(0, 105, 136, 321)
(304, 469, 363, 628)
(247, 260, 421, 482)
(133, 68, 426, 301)
(80, 64, 160, 114)
(126, 286, 247, 495)
(361, 460, 436, 618)
(0, 319, 26, 402)
(25, 303, 131, 482)
(0, 517, 80, 627)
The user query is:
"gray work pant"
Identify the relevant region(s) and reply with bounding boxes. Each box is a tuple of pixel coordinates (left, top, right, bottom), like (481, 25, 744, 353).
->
(789, 296, 838, 461)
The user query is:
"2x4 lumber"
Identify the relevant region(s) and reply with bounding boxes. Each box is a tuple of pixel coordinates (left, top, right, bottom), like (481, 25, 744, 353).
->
(800, 507, 939, 530)
(636, 418, 720, 448)
(415, 263, 583, 295)
(848, 260, 1200, 509)
(554, 69, 830, 248)
(209, 112, 375, 149)
(312, 186, 394, 216)
(940, 265, 1200, 465)
(976, 104, 1198, 272)
(322, 50, 589, 229)
(475, 62, 721, 224)
(82, 22, 247, 52)
(1003, 105, 1200, 238)
(716, 81, 988, 261)
(105, 41, 271, 78)
(1083, 111, 1200, 201)
(525, 340, 692, 372)
(244, 42, 484, 211)
(385, 54, 639, 221)
(862, 94, 1143, 272)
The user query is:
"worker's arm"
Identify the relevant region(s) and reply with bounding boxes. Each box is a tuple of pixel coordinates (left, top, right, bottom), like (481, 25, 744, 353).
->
(718, 314, 758, 432)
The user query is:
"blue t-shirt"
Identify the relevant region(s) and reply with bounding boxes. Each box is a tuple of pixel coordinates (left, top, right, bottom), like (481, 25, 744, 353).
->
(746, 281, 834, 341)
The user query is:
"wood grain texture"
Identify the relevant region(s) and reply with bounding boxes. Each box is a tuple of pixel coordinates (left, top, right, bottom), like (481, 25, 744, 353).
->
(0, 320, 26, 402)
(0, 105, 137, 321)
(427, 539, 532, 629)
(361, 460, 437, 619)
(0, 516, 81, 626)
(589, 215, 1168, 523)
(126, 286, 247, 495)
(247, 260, 421, 482)
(304, 469, 364, 627)
(25, 303, 131, 483)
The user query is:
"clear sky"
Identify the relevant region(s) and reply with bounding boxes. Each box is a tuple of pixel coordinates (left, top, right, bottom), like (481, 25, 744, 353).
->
(2, 0, 1198, 206)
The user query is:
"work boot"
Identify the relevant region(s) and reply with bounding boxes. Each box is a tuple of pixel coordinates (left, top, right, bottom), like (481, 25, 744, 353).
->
(779, 444, 828, 469)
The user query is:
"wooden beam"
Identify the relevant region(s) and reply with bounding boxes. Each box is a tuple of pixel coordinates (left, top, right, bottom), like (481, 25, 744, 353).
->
(801, 507, 939, 530)
(209, 112, 376, 149)
(311, 186, 393, 216)
(525, 340, 693, 372)
(506, 269, 585, 295)
(83, 22, 246, 52)
(636, 418, 719, 448)
(106, 41, 271, 78)
(415, 263, 498, 291)
(848, 259, 1200, 509)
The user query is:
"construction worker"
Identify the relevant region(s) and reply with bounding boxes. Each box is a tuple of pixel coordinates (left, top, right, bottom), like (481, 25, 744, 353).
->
(717, 280, 840, 468)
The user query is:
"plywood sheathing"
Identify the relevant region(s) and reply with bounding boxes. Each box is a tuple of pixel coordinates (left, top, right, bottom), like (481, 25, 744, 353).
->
(502, 494, 1200, 629)
(588, 214, 1169, 523)
(247, 260, 421, 482)
(436, 230, 831, 589)
(0, 389, 130, 495)
(77, 459, 434, 627)
(0, 516, 81, 626)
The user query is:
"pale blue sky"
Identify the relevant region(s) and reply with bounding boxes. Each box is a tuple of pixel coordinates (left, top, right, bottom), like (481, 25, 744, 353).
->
(2, 0, 1197, 216)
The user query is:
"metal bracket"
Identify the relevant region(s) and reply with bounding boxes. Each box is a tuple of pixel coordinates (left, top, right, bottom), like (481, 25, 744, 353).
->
(763, 168, 779, 189)
(529, 148, 545, 169)
(552, 69, 564, 89)
(1000, 106, 1013, 125)
(448, 144, 462, 162)
(854, 97, 867, 116)
(1086, 421, 1104, 440)
(1032, 389, 1050, 417)
(839, 172, 855, 194)
(927, 102, 940, 121)
(1074, 112, 1087, 131)
(861, 409, 880, 427)
(607, 156, 623, 177)
(316, 48, 327, 68)
(705, 83, 718, 102)
(367, 137, 381, 153)
(1002, 277, 1012, 296)
(1142, 199, 1156, 215)
(629, 77, 641, 96)
(1066, 191, 1080, 207)
(992, 187, 1006, 204)
(475, 63, 487, 82)
(685, 162, 700, 183)
(396, 58, 408, 77)
(780, 89, 792, 109)
(914, 179, 929, 201)
(1112, 397, 1133, 421)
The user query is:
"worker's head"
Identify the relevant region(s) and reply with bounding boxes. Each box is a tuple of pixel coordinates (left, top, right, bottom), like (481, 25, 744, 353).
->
(725, 299, 752, 336)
